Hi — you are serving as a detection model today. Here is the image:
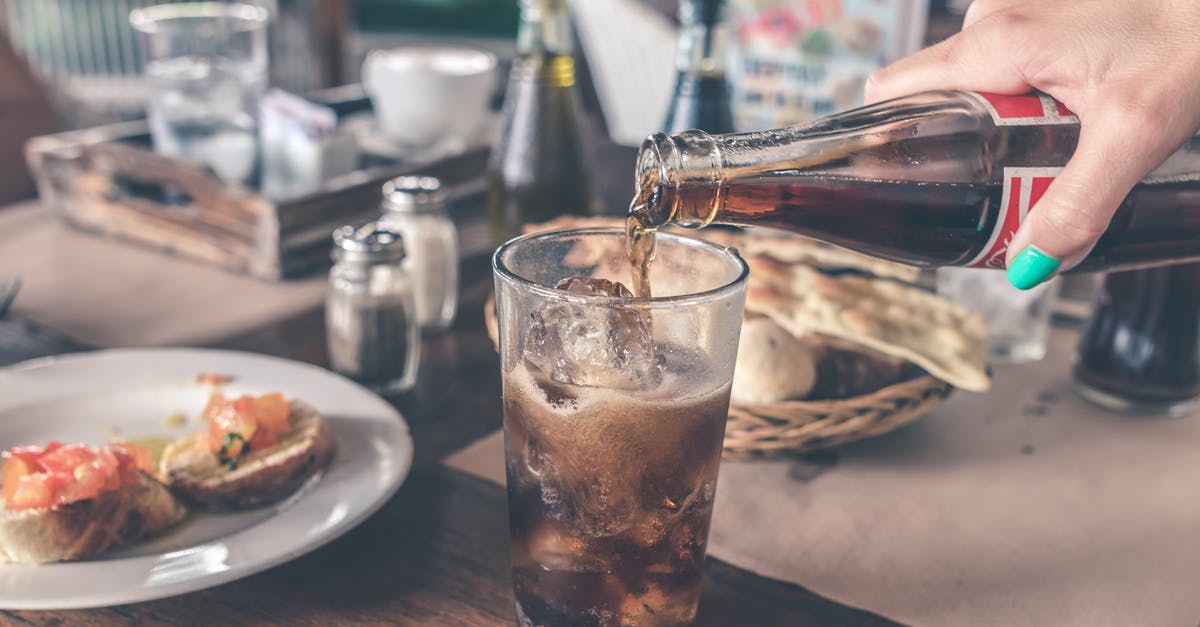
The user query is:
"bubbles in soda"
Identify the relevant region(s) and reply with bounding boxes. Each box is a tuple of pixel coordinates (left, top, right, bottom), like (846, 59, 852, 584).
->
(505, 363, 729, 626)
(505, 275, 731, 625)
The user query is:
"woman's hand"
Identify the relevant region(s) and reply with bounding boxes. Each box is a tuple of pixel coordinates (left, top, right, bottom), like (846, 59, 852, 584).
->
(865, 0, 1200, 288)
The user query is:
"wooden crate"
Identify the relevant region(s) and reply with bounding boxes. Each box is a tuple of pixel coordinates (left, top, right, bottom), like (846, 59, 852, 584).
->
(25, 92, 489, 280)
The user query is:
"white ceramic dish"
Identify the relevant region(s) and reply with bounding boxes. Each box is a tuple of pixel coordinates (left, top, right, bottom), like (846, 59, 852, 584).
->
(0, 349, 413, 610)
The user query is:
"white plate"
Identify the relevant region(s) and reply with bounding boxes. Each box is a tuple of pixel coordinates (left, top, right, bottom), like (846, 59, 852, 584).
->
(0, 349, 414, 610)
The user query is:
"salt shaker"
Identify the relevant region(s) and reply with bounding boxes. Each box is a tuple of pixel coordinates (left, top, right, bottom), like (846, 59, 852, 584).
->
(380, 176, 459, 332)
(326, 222, 419, 393)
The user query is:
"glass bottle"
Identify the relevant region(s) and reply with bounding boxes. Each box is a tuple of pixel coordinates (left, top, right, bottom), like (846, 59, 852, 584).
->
(326, 222, 419, 394)
(662, 0, 736, 134)
(486, 0, 593, 243)
(629, 90, 1200, 273)
(380, 176, 459, 332)
(1074, 263, 1200, 415)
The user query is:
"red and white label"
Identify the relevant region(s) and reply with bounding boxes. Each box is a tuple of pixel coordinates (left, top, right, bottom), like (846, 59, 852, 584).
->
(968, 92, 1077, 126)
(967, 167, 1062, 269)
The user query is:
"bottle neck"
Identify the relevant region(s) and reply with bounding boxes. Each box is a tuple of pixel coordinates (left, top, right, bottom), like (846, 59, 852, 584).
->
(674, 0, 727, 75)
(517, 0, 573, 56)
(634, 91, 1003, 229)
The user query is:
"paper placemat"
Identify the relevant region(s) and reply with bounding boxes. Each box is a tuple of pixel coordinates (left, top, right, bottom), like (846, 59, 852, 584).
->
(444, 328, 1200, 626)
(0, 204, 326, 347)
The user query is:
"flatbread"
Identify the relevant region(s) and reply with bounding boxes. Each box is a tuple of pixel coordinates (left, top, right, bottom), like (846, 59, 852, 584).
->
(744, 253, 990, 392)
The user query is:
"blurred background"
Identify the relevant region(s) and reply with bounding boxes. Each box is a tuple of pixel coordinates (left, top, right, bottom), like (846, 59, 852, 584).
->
(0, 0, 963, 206)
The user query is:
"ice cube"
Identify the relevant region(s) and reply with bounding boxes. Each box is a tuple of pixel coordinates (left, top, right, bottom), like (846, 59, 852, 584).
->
(527, 524, 606, 572)
(524, 277, 662, 389)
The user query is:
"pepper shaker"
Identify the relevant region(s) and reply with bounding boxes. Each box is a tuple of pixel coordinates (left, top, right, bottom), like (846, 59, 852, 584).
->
(326, 222, 419, 393)
(380, 176, 459, 332)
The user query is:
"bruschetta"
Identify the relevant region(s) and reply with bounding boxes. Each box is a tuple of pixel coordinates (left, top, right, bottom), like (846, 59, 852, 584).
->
(160, 393, 335, 509)
(0, 441, 187, 564)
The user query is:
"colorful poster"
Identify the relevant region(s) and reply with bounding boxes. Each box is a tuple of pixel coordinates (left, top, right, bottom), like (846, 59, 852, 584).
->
(728, 0, 929, 130)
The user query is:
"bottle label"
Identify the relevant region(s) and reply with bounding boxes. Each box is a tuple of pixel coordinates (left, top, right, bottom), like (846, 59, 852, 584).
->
(967, 167, 1063, 269)
(968, 92, 1077, 126)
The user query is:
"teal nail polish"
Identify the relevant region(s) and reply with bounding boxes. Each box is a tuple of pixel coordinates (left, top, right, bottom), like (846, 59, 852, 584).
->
(1007, 247, 1060, 290)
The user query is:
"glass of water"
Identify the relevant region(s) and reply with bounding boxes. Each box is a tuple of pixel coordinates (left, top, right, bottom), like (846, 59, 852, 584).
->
(131, 3, 269, 186)
(937, 268, 1062, 364)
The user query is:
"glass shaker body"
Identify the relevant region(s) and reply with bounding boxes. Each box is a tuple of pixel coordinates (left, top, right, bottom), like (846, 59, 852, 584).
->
(326, 225, 420, 393)
(380, 176, 460, 332)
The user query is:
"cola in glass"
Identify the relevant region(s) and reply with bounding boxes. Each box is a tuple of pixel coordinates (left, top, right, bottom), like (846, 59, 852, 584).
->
(493, 229, 748, 626)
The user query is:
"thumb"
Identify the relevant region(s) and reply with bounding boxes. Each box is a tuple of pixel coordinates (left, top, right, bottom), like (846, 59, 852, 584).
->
(1003, 110, 1168, 289)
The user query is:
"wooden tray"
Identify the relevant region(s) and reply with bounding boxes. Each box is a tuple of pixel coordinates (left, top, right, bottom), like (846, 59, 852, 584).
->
(24, 87, 488, 281)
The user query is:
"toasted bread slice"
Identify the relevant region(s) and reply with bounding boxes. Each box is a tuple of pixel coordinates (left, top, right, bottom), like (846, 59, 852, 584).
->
(160, 399, 335, 509)
(0, 472, 187, 564)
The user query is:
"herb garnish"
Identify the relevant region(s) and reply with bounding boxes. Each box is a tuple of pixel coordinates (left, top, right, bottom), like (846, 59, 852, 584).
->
(218, 432, 246, 469)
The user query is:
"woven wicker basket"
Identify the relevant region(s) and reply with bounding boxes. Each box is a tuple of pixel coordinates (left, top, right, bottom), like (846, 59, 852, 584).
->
(722, 375, 953, 459)
(484, 294, 954, 459)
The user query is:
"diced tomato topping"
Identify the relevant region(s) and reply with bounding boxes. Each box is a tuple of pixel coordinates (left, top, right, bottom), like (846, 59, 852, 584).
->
(202, 392, 289, 464)
(59, 461, 106, 504)
(205, 394, 257, 459)
(247, 427, 279, 452)
(251, 393, 290, 434)
(39, 444, 98, 475)
(195, 372, 233, 387)
(110, 441, 155, 475)
(8, 473, 58, 510)
(1, 441, 151, 511)
(1, 457, 30, 502)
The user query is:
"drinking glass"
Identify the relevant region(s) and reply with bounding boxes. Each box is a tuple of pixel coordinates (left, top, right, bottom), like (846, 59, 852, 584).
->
(937, 267, 1061, 363)
(131, 2, 269, 185)
(493, 228, 748, 626)
(1074, 263, 1200, 415)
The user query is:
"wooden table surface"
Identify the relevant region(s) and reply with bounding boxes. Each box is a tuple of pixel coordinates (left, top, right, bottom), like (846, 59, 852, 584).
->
(0, 246, 901, 626)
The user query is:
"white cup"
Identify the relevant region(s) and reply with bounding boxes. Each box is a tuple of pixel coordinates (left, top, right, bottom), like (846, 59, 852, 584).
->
(362, 46, 497, 150)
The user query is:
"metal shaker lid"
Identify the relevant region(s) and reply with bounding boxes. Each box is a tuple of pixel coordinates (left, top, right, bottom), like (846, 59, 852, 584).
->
(681, 0, 725, 26)
(332, 222, 406, 265)
(382, 176, 446, 213)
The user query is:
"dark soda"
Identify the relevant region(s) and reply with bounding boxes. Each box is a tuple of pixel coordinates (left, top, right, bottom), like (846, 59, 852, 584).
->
(658, 175, 1200, 272)
(503, 361, 730, 626)
(629, 90, 1200, 274)
(1074, 263, 1200, 413)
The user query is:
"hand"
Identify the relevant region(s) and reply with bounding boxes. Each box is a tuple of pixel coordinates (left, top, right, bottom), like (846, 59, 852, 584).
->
(864, 0, 1200, 288)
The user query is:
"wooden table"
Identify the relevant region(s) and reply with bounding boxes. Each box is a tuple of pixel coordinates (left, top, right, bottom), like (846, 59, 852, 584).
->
(0, 243, 903, 625)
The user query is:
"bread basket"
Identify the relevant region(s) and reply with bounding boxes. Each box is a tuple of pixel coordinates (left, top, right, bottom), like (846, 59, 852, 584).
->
(721, 374, 953, 459)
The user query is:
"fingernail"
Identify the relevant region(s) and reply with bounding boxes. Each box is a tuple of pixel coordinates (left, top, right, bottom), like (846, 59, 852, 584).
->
(1006, 247, 1060, 290)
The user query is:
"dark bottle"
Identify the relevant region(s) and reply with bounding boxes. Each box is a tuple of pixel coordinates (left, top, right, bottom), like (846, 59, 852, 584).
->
(629, 90, 1200, 273)
(662, 0, 736, 135)
(1074, 263, 1200, 415)
(487, 0, 593, 243)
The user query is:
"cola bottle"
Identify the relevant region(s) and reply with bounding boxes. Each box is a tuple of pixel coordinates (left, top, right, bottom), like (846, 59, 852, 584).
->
(662, 0, 736, 135)
(1074, 263, 1200, 415)
(487, 0, 593, 244)
(629, 90, 1200, 273)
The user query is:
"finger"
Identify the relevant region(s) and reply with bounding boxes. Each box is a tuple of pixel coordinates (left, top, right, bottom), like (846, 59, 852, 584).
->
(1004, 112, 1174, 289)
(864, 19, 1030, 104)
